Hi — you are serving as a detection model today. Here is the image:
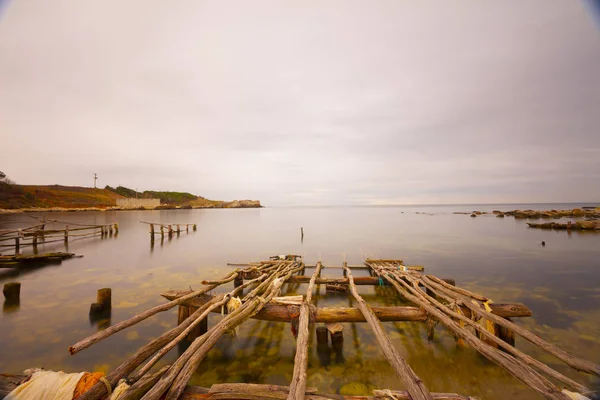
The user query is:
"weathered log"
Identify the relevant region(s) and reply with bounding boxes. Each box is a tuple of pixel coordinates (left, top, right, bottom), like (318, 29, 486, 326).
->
(288, 262, 321, 399)
(142, 264, 302, 400)
(369, 266, 571, 400)
(74, 290, 238, 400)
(68, 270, 239, 355)
(162, 291, 531, 322)
(119, 365, 171, 400)
(416, 276, 588, 393)
(130, 295, 228, 382)
(423, 275, 600, 377)
(344, 266, 433, 400)
(0, 375, 475, 400)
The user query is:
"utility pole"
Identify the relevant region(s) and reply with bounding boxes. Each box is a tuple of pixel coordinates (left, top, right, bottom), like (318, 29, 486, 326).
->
(94, 173, 98, 188)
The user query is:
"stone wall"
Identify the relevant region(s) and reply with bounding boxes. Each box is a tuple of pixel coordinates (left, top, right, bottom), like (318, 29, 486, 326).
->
(116, 198, 160, 208)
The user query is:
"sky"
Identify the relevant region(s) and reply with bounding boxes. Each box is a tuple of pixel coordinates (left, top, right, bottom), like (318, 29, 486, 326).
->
(1, 1, 599, 206)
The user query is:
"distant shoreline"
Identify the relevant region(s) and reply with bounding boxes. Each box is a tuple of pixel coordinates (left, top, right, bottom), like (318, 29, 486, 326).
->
(0, 204, 263, 214)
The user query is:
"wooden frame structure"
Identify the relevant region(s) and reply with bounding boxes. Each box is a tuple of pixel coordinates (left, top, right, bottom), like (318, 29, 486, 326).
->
(9, 255, 597, 399)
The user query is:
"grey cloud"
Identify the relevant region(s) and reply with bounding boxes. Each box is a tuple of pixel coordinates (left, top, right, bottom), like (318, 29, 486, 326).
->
(1, 0, 599, 205)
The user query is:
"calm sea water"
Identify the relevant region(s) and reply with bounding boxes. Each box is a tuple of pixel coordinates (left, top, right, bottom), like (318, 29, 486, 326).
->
(1, 204, 599, 399)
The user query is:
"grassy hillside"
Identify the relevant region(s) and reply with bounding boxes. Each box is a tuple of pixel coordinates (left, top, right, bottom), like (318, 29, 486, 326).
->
(0, 183, 261, 210)
(0, 184, 123, 209)
(105, 186, 198, 205)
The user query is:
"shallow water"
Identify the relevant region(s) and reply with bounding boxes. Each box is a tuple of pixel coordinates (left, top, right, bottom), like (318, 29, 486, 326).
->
(1, 204, 599, 399)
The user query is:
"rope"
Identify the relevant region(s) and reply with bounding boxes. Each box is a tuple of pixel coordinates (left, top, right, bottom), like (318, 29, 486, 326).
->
(100, 377, 112, 397)
(380, 389, 398, 399)
(378, 277, 384, 286)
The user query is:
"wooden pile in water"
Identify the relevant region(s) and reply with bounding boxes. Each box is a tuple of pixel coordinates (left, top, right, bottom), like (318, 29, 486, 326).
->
(61, 256, 598, 400)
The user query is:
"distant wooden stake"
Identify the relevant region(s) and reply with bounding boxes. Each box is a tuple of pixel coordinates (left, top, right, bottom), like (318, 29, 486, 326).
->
(193, 224, 197, 231)
(64, 226, 69, 243)
(150, 224, 155, 236)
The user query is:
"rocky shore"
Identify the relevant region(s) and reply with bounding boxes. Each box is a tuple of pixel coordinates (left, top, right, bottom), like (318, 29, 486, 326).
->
(527, 220, 600, 230)
(457, 207, 600, 231)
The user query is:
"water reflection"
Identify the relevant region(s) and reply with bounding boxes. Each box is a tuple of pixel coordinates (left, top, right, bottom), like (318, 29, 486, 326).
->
(3, 298, 20, 314)
(149, 228, 196, 253)
(0, 205, 599, 400)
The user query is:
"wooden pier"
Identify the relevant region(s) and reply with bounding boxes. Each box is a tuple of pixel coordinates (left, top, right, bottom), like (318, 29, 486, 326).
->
(52, 255, 599, 400)
(0, 220, 117, 253)
(140, 221, 197, 240)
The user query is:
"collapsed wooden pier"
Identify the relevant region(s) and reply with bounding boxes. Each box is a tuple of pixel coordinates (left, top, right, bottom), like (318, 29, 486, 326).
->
(52, 255, 599, 400)
(0, 219, 117, 253)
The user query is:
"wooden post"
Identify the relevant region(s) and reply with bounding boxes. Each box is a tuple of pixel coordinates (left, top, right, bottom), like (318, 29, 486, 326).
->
(177, 225, 180, 234)
(150, 224, 155, 236)
(64, 225, 69, 243)
(113, 223, 119, 233)
(160, 225, 164, 238)
(178, 305, 190, 325)
(97, 288, 112, 311)
(32, 233, 38, 247)
(168, 225, 173, 237)
(14, 237, 19, 252)
(343, 261, 347, 278)
(193, 224, 197, 231)
(316, 326, 328, 345)
(331, 331, 344, 363)
(109, 224, 113, 235)
(496, 317, 515, 347)
(234, 276, 243, 289)
(186, 225, 189, 233)
(3, 282, 21, 302)
(301, 227, 304, 240)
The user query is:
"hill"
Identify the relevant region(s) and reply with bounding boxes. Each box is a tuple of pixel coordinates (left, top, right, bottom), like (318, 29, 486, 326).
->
(0, 183, 262, 210)
(0, 184, 123, 209)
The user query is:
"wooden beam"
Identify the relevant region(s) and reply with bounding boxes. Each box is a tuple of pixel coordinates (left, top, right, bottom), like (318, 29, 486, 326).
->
(161, 291, 532, 321)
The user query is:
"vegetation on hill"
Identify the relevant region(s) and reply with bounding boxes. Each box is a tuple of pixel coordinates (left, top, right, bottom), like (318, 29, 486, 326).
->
(0, 184, 123, 209)
(105, 186, 198, 205)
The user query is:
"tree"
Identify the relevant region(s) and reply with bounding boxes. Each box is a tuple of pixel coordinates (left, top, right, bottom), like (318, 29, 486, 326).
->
(0, 171, 15, 184)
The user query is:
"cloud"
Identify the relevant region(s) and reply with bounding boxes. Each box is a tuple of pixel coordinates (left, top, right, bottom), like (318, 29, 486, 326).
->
(1, 0, 599, 205)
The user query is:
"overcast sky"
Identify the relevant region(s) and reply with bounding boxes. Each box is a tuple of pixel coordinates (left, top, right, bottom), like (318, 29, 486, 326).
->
(1, 1, 599, 205)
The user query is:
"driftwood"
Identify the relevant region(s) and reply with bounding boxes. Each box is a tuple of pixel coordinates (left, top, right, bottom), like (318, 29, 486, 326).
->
(345, 266, 433, 400)
(288, 262, 322, 399)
